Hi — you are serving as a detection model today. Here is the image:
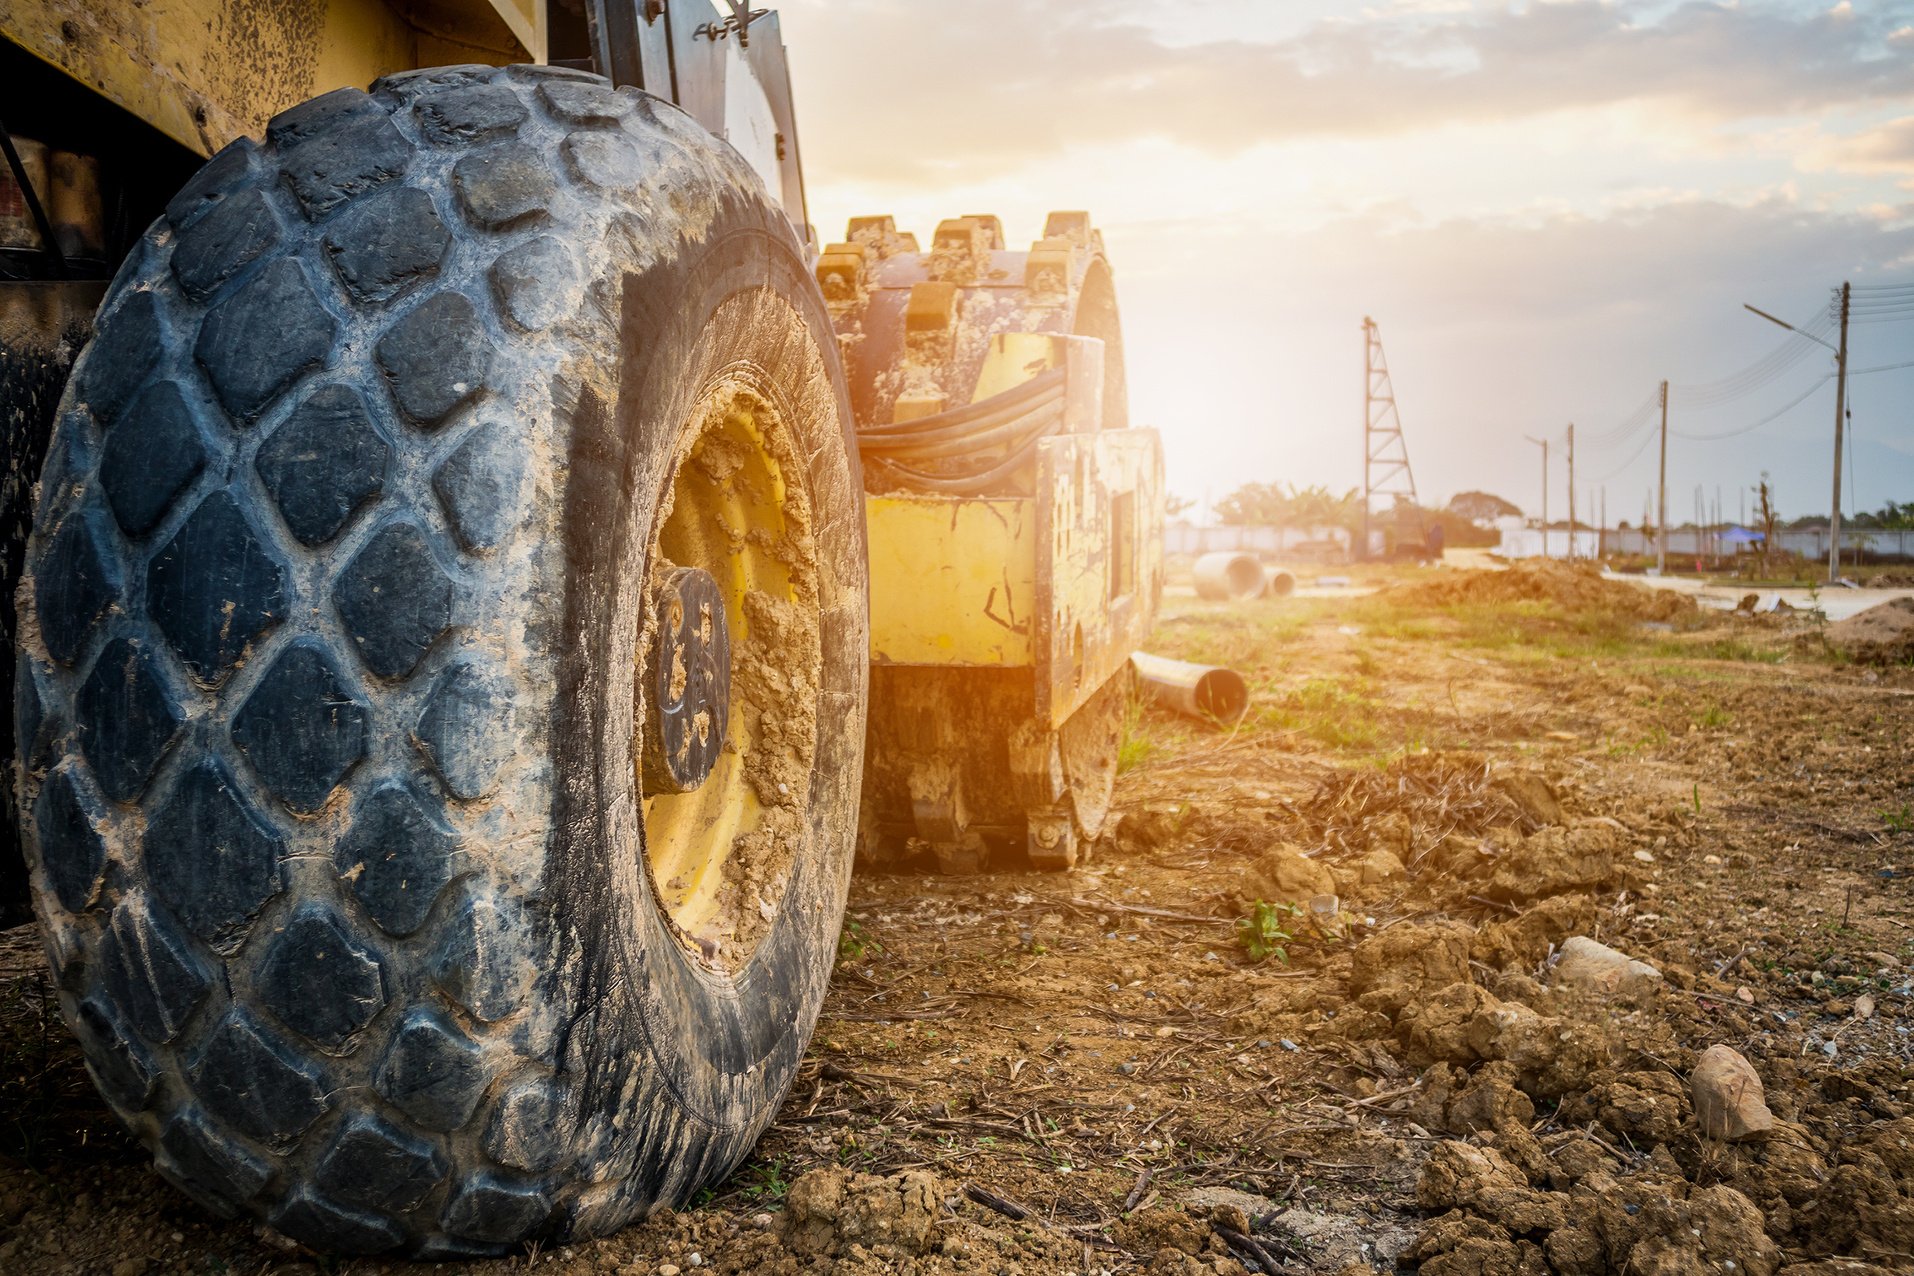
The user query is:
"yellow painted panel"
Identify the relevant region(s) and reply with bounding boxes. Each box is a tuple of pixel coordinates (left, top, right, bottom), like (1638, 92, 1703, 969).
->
(868, 494, 1036, 666)
(970, 331, 1061, 402)
(0, 0, 522, 157)
(1033, 428, 1164, 726)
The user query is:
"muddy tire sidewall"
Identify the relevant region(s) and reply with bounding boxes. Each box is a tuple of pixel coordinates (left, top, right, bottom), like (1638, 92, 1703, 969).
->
(12, 65, 866, 1254)
(546, 223, 867, 1187)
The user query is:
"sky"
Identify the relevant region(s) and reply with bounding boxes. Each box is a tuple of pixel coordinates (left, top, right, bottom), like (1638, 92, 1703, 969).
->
(776, 0, 1914, 526)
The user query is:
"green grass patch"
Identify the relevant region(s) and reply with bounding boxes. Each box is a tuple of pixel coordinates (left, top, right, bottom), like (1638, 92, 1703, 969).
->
(1117, 689, 1158, 774)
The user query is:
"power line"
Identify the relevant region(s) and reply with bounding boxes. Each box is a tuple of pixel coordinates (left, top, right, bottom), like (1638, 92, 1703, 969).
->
(1667, 305, 1836, 408)
(1671, 374, 1831, 441)
(1655, 333, 1913, 446)
(1580, 387, 1661, 447)
(1588, 406, 1667, 480)
(1544, 284, 1908, 503)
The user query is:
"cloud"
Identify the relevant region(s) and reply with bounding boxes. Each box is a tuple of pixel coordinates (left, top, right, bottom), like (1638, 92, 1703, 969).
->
(1109, 196, 1914, 510)
(784, 0, 1914, 182)
(1819, 116, 1914, 171)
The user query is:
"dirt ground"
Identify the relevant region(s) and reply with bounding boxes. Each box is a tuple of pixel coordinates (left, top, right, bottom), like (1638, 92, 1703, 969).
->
(2, 558, 1910, 1275)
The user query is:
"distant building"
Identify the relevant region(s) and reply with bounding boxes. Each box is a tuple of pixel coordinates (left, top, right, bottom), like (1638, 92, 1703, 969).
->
(1498, 526, 1601, 559)
(1448, 491, 1523, 526)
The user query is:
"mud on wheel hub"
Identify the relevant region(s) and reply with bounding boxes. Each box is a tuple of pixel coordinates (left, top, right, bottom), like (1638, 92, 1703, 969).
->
(641, 566, 731, 794)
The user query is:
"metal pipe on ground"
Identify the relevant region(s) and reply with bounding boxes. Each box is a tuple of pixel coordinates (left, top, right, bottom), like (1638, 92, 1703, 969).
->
(1193, 551, 1264, 601)
(1264, 570, 1295, 598)
(1130, 651, 1250, 725)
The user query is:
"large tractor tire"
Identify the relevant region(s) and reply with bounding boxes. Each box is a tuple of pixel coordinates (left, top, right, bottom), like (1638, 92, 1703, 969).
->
(12, 65, 866, 1255)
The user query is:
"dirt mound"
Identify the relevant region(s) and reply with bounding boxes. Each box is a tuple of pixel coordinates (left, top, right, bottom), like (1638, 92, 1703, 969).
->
(1825, 596, 1914, 665)
(1388, 558, 1696, 622)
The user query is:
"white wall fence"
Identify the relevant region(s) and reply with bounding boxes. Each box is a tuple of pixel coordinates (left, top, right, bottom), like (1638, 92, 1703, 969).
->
(1502, 527, 1914, 561)
(1169, 523, 1914, 562)
(1497, 528, 1603, 560)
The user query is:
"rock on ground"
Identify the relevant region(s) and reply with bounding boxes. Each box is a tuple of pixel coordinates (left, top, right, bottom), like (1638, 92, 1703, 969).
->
(1550, 935, 1663, 1001)
(1692, 1044, 1777, 1142)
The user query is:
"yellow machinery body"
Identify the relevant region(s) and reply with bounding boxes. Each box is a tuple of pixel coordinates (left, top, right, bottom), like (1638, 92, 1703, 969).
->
(823, 214, 1164, 871)
(865, 370, 1161, 730)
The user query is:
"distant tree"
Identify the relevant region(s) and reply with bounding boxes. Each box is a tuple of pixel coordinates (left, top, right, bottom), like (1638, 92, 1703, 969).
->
(1165, 493, 1196, 519)
(1447, 490, 1522, 524)
(1213, 481, 1284, 526)
(1293, 485, 1363, 529)
(1213, 481, 1499, 548)
(1214, 482, 1361, 529)
(1852, 500, 1914, 530)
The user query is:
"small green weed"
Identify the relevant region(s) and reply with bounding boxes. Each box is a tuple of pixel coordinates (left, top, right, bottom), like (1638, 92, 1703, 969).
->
(741, 1159, 790, 1202)
(1235, 900, 1302, 964)
(837, 919, 880, 962)
(1882, 803, 1913, 833)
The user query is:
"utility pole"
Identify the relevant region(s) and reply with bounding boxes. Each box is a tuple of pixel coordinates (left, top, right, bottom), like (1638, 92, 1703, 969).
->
(1656, 380, 1669, 575)
(1565, 423, 1576, 560)
(1525, 435, 1549, 558)
(1743, 286, 1851, 583)
(1599, 487, 1607, 559)
(1829, 282, 1850, 581)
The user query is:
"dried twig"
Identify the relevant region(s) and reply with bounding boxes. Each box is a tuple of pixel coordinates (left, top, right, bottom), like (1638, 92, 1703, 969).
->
(1216, 1225, 1282, 1274)
(963, 1183, 1029, 1221)
(1122, 1167, 1154, 1213)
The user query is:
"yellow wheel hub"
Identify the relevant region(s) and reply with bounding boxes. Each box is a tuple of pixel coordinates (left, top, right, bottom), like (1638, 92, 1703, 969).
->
(639, 379, 819, 969)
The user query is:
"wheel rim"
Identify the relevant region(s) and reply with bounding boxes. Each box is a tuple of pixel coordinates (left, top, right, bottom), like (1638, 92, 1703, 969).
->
(639, 376, 820, 970)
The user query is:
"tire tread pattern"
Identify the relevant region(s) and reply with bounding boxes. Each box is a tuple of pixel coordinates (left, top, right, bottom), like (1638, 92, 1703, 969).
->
(14, 65, 782, 1254)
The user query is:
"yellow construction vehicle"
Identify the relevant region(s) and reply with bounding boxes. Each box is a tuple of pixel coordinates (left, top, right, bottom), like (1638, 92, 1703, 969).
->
(0, 0, 1160, 1255)
(830, 213, 1160, 873)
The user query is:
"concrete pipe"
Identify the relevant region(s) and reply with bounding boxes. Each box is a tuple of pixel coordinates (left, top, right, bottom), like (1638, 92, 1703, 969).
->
(1193, 551, 1264, 601)
(1130, 651, 1250, 725)
(1264, 570, 1296, 598)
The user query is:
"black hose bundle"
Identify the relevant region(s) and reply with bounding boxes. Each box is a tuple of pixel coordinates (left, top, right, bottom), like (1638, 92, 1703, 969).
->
(857, 369, 1065, 495)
